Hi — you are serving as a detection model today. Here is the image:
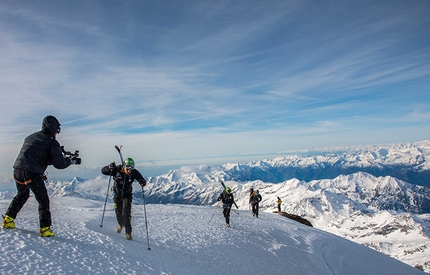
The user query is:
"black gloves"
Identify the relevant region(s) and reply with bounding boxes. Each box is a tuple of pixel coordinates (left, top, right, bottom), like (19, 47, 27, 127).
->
(108, 162, 116, 170)
(70, 157, 81, 165)
(139, 178, 147, 187)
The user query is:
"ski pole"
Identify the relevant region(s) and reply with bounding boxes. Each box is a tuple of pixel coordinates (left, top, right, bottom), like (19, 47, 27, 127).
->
(100, 173, 112, 227)
(142, 186, 151, 250)
(231, 208, 240, 215)
(209, 201, 220, 224)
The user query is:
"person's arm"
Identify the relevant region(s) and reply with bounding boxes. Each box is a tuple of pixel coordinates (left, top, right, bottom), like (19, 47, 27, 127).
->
(101, 163, 117, 175)
(51, 141, 71, 169)
(134, 170, 147, 187)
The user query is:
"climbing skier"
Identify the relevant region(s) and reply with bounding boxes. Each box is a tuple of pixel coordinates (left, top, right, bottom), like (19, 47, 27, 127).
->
(250, 190, 262, 218)
(101, 157, 146, 240)
(217, 186, 236, 227)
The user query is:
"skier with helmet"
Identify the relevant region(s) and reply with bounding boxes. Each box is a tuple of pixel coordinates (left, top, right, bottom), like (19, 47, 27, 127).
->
(217, 186, 236, 227)
(101, 157, 146, 240)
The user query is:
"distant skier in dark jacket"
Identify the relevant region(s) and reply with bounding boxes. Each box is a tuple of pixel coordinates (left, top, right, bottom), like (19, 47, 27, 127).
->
(101, 158, 146, 240)
(2, 115, 81, 237)
(250, 190, 262, 218)
(217, 186, 235, 227)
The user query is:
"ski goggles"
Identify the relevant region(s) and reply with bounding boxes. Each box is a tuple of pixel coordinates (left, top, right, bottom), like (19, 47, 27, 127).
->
(124, 165, 134, 170)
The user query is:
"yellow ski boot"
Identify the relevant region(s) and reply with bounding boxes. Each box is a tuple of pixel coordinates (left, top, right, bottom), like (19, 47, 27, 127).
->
(40, 227, 55, 237)
(2, 215, 15, 229)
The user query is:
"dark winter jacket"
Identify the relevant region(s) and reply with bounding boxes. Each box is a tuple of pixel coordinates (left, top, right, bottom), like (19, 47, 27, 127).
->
(217, 191, 235, 207)
(249, 192, 262, 205)
(101, 165, 146, 198)
(13, 116, 71, 175)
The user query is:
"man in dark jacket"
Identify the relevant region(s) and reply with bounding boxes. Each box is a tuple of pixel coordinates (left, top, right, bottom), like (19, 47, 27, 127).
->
(217, 186, 235, 227)
(2, 115, 81, 237)
(250, 190, 262, 218)
(101, 157, 146, 240)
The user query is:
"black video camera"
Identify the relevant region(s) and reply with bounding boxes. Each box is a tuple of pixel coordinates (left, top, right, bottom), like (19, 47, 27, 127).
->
(61, 146, 80, 158)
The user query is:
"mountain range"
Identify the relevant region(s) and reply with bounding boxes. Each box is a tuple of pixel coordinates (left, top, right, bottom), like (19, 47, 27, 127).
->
(215, 140, 430, 187)
(1, 140, 429, 272)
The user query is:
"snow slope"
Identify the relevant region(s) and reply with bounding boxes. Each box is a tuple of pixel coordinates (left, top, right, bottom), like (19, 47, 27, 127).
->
(0, 196, 425, 275)
(138, 169, 430, 272)
(4, 169, 428, 272)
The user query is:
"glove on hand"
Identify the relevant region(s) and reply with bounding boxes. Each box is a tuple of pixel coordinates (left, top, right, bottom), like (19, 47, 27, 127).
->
(70, 157, 82, 165)
(108, 162, 116, 170)
(139, 179, 147, 187)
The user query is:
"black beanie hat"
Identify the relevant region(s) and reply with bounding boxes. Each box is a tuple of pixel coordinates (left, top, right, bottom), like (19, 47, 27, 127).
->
(42, 115, 61, 136)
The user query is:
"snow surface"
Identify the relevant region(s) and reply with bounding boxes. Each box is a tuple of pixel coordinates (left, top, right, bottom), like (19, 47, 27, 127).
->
(0, 196, 425, 275)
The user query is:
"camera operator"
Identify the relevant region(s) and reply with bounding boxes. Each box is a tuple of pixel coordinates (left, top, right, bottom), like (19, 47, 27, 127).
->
(2, 115, 81, 237)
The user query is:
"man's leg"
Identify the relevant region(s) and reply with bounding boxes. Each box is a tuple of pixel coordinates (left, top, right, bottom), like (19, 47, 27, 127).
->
(28, 176, 51, 228)
(114, 197, 124, 228)
(123, 197, 132, 235)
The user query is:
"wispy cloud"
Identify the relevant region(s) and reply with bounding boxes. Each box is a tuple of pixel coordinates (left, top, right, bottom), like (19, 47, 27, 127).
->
(0, 0, 429, 178)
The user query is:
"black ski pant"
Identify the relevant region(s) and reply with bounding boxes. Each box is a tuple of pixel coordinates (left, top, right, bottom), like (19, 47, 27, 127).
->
(114, 195, 132, 234)
(6, 169, 51, 228)
(222, 205, 232, 224)
(252, 203, 259, 217)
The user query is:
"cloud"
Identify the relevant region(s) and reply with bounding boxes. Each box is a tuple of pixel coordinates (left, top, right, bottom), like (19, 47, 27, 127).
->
(404, 104, 430, 122)
(0, 0, 429, 179)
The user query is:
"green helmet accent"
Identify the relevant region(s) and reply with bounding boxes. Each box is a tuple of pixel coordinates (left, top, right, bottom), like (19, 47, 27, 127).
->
(123, 158, 135, 168)
(225, 187, 231, 193)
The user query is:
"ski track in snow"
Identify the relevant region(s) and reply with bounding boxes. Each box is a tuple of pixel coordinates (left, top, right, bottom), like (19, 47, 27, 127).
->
(0, 197, 425, 275)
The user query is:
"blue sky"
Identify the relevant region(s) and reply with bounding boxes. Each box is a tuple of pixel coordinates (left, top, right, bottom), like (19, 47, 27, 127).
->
(0, 0, 429, 179)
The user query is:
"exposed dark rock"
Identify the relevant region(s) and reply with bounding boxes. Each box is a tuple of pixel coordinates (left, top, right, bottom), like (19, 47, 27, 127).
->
(278, 211, 313, 227)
